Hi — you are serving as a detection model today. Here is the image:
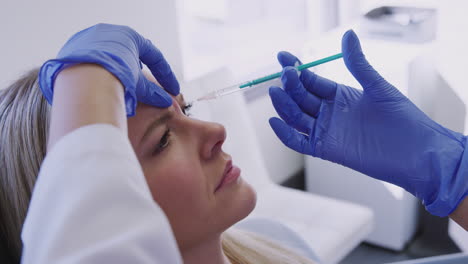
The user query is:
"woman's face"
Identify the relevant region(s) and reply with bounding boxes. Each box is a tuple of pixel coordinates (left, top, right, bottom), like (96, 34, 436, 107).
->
(127, 92, 256, 251)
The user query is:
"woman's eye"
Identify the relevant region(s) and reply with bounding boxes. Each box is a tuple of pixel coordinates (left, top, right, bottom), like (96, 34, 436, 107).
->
(153, 129, 171, 155)
(182, 103, 192, 116)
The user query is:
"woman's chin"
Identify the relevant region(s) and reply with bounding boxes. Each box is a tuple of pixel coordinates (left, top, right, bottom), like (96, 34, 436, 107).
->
(233, 179, 257, 223)
(210, 178, 257, 235)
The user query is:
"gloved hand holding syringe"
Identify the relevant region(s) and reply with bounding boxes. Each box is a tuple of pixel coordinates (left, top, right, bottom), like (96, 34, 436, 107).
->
(196, 53, 343, 101)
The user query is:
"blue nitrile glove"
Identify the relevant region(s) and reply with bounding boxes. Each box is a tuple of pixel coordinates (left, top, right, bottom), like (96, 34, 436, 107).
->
(39, 23, 180, 116)
(269, 30, 468, 217)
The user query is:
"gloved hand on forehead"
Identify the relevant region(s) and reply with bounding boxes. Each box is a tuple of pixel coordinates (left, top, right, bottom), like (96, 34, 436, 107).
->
(39, 23, 180, 116)
(269, 30, 468, 217)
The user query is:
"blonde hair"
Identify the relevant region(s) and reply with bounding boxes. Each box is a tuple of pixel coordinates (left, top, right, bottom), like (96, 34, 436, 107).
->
(0, 68, 50, 262)
(223, 229, 316, 264)
(0, 69, 315, 264)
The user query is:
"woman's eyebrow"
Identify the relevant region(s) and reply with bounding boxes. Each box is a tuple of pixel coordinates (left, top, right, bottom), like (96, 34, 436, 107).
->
(140, 112, 174, 145)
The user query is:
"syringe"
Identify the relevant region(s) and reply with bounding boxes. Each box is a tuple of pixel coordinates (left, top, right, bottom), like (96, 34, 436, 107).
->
(197, 53, 343, 101)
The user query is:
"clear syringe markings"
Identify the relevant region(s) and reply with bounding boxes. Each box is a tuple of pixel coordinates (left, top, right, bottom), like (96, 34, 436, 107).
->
(197, 53, 343, 101)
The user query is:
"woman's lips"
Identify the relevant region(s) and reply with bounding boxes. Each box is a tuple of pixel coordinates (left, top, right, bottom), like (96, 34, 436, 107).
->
(215, 160, 241, 193)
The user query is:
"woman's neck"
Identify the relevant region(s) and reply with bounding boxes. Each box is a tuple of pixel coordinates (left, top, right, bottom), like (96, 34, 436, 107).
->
(181, 235, 231, 264)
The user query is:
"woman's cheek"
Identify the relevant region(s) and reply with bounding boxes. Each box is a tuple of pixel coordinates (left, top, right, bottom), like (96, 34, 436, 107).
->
(147, 162, 205, 203)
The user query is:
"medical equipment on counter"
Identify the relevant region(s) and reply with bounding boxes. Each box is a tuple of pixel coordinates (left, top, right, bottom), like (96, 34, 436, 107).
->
(196, 53, 343, 101)
(360, 6, 436, 43)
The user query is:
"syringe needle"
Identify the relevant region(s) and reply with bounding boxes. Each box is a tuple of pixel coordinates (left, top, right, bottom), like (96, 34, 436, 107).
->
(197, 92, 217, 101)
(196, 84, 242, 101)
(196, 53, 343, 101)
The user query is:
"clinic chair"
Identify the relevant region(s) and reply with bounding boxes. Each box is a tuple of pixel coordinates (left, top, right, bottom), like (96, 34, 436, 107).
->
(387, 253, 468, 264)
(449, 219, 468, 252)
(185, 68, 374, 264)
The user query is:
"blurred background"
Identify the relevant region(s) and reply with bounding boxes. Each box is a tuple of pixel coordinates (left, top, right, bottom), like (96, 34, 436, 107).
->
(1, 0, 468, 263)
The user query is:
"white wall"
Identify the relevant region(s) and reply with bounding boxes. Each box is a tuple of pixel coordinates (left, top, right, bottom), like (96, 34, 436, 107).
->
(205, 0, 337, 183)
(0, 0, 184, 89)
(0, 0, 333, 184)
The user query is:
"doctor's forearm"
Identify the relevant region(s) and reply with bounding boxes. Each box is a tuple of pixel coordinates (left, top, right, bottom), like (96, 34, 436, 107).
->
(450, 196, 468, 231)
(48, 64, 127, 150)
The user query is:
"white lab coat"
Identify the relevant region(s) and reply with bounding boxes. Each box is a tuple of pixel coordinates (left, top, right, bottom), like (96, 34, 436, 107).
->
(21, 124, 182, 263)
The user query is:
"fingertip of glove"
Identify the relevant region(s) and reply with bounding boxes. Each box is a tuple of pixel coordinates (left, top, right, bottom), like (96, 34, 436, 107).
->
(140, 83, 173, 108)
(166, 83, 180, 96)
(343, 29, 357, 42)
(342, 29, 368, 75)
(343, 29, 355, 38)
(269, 87, 288, 114)
(342, 29, 362, 57)
(278, 51, 298, 67)
(283, 66, 299, 79)
(155, 91, 173, 107)
(163, 76, 181, 96)
(269, 86, 283, 97)
(277, 51, 288, 59)
(268, 117, 280, 127)
(269, 117, 286, 135)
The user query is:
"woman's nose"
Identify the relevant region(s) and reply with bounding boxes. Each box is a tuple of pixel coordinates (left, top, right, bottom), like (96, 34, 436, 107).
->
(200, 122, 226, 160)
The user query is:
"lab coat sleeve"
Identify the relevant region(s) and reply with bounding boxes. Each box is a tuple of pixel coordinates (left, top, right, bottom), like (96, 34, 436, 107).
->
(21, 124, 182, 264)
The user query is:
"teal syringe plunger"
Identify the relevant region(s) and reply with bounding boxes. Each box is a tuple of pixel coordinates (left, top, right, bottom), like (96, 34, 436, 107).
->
(197, 53, 343, 101)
